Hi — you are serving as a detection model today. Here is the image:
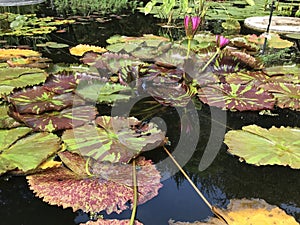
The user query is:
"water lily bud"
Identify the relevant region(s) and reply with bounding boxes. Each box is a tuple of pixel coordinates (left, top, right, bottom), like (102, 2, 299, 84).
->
(216, 35, 230, 49)
(184, 15, 201, 40)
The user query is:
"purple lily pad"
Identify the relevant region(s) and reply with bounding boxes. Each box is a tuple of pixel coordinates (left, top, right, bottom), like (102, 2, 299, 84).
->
(198, 83, 275, 111)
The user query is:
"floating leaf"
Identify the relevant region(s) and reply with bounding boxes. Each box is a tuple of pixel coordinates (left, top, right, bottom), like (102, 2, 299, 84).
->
(9, 87, 74, 114)
(224, 125, 300, 168)
(36, 42, 69, 49)
(169, 199, 299, 224)
(0, 67, 48, 96)
(10, 105, 97, 132)
(75, 80, 132, 104)
(0, 130, 61, 175)
(27, 156, 162, 214)
(198, 83, 275, 111)
(70, 44, 107, 56)
(260, 83, 300, 110)
(0, 103, 20, 128)
(80, 219, 143, 225)
(0, 48, 40, 60)
(224, 71, 269, 85)
(62, 116, 165, 163)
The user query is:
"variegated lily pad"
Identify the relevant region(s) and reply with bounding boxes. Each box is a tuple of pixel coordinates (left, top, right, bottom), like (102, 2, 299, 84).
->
(27, 154, 162, 214)
(62, 116, 165, 163)
(198, 83, 275, 111)
(0, 103, 20, 128)
(260, 83, 300, 110)
(224, 125, 300, 168)
(224, 71, 269, 85)
(9, 87, 74, 114)
(0, 128, 61, 175)
(10, 105, 97, 132)
(80, 219, 143, 225)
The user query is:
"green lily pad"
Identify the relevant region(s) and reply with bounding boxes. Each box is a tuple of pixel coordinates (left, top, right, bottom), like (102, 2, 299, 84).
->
(224, 125, 300, 169)
(0, 103, 20, 128)
(0, 67, 48, 96)
(62, 116, 165, 163)
(75, 80, 132, 104)
(0, 129, 61, 175)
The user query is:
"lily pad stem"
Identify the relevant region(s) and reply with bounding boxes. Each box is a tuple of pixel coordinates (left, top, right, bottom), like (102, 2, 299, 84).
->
(201, 48, 220, 72)
(129, 159, 138, 225)
(163, 146, 212, 210)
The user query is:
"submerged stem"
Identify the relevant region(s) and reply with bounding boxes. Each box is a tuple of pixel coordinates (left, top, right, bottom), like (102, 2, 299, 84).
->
(163, 146, 229, 224)
(129, 159, 138, 225)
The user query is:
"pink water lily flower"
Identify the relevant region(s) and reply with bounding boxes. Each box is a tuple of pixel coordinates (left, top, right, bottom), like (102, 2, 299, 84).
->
(216, 35, 230, 49)
(184, 15, 201, 39)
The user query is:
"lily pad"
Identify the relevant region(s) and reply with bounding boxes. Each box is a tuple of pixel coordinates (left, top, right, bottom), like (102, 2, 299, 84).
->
(0, 103, 20, 128)
(75, 80, 132, 104)
(69, 44, 107, 56)
(80, 219, 143, 225)
(224, 125, 300, 168)
(0, 67, 48, 96)
(169, 198, 299, 224)
(9, 87, 74, 114)
(0, 48, 40, 60)
(260, 83, 300, 110)
(27, 155, 162, 214)
(10, 105, 97, 132)
(62, 116, 165, 163)
(0, 129, 61, 175)
(198, 83, 275, 111)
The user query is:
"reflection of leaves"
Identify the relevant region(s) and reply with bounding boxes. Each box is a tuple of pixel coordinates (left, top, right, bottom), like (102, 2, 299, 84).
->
(62, 116, 165, 163)
(27, 155, 162, 214)
(198, 83, 275, 111)
(224, 125, 300, 168)
(169, 199, 299, 224)
(0, 129, 61, 175)
(10, 105, 97, 132)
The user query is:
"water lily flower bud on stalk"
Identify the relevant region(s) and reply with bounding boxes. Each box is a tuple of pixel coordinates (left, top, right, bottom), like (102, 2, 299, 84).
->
(184, 15, 201, 40)
(216, 35, 230, 49)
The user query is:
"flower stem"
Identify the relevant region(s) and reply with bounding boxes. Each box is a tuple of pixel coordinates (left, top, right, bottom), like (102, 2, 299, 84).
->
(129, 159, 138, 225)
(186, 38, 192, 58)
(201, 48, 220, 72)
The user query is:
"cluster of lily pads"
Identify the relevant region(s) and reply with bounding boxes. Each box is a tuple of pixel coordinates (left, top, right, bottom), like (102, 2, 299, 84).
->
(0, 26, 299, 224)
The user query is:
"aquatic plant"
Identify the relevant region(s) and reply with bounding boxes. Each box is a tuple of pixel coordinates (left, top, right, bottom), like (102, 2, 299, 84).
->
(53, 0, 139, 16)
(224, 125, 300, 169)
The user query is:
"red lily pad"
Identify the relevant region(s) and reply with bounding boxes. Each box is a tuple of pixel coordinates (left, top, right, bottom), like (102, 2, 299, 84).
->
(81, 219, 143, 225)
(260, 83, 300, 110)
(27, 155, 162, 214)
(62, 116, 165, 163)
(10, 105, 97, 132)
(9, 87, 74, 114)
(198, 83, 275, 111)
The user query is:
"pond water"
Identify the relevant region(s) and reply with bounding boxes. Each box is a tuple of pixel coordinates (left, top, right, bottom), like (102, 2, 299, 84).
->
(0, 4, 300, 225)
